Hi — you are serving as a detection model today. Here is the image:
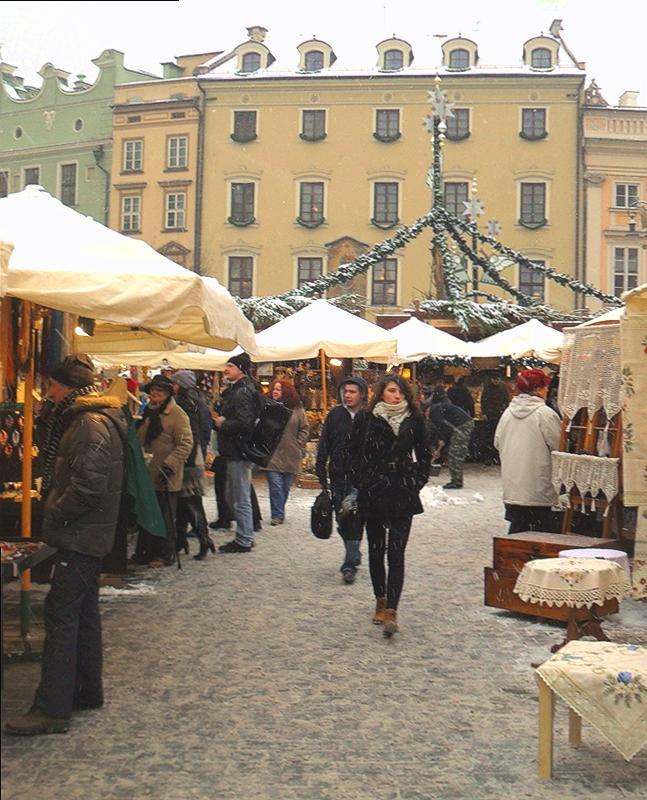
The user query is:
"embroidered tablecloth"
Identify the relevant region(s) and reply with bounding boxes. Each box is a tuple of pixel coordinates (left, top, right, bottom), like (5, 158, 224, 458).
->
(513, 557, 631, 608)
(536, 640, 647, 760)
(557, 548, 631, 579)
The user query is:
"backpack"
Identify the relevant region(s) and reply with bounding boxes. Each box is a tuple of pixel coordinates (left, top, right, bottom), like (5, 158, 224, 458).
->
(239, 394, 291, 467)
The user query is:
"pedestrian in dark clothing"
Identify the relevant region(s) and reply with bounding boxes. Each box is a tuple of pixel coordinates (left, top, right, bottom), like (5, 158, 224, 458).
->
(348, 375, 431, 636)
(447, 377, 475, 418)
(427, 386, 474, 489)
(480, 374, 509, 465)
(6, 355, 127, 736)
(315, 376, 368, 584)
(212, 353, 262, 553)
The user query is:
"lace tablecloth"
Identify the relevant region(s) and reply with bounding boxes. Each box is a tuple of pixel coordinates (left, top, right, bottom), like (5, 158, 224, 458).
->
(536, 641, 647, 760)
(514, 557, 631, 608)
(551, 452, 619, 513)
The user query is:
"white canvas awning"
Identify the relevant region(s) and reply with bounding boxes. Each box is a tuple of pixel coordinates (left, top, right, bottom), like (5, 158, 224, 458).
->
(470, 319, 564, 363)
(385, 317, 472, 362)
(90, 346, 242, 371)
(253, 299, 397, 361)
(0, 186, 256, 353)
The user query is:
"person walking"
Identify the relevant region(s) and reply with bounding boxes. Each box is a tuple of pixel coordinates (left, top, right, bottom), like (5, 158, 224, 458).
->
(315, 376, 368, 584)
(262, 379, 310, 526)
(494, 368, 561, 534)
(427, 385, 474, 489)
(135, 374, 193, 566)
(6, 355, 127, 735)
(447, 377, 475, 418)
(171, 370, 215, 561)
(480, 373, 509, 465)
(348, 375, 430, 636)
(212, 352, 262, 553)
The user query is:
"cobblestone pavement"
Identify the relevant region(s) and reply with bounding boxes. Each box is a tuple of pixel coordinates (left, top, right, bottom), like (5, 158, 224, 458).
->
(2, 465, 646, 800)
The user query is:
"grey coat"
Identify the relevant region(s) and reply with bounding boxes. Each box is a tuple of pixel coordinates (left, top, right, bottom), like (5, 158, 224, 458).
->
(264, 407, 310, 475)
(137, 397, 193, 492)
(42, 395, 128, 558)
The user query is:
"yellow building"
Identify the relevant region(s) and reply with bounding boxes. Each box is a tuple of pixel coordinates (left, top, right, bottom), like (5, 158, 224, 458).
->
(582, 82, 647, 308)
(114, 25, 587, 315)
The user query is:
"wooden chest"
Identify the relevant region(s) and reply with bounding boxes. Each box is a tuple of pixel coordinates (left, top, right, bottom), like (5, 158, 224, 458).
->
(484, 531, 624, 621)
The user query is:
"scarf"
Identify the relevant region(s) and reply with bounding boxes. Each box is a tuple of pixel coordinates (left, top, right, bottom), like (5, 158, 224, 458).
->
(143, 394, 172, 446)
(41, 385, 96, 495)
(372, 399, 411, 435)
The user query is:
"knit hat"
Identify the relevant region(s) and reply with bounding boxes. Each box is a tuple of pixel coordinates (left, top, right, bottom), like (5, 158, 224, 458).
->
(516, 368, 551, 393)
(50, 354, 95, 388)
(171, 369, 197, 390)
(338, 375, 369, 401)
(226, 352, 252, 374)
(142, 374, 174, 395)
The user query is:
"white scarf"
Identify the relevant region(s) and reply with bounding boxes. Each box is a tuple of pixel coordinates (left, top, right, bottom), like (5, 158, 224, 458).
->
(372, 399, 411, 435)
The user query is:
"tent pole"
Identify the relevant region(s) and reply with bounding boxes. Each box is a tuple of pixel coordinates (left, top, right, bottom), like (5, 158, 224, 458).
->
(20, 301, 34, 645)
(411, 362, 417, 386)
(320, 349, 327, 412)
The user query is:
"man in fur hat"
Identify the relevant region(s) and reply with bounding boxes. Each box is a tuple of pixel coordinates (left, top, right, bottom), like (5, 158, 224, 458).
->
(6, 354, 127, 736)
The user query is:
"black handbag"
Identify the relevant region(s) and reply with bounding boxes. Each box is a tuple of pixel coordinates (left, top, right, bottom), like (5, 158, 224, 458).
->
(310, 489, 333, 540)
(238, 396, 291, 467)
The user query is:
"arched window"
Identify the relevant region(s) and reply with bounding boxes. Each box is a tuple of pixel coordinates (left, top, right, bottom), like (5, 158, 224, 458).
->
(304, 50, 324, 72)
(531, 48, 552, 69)
(448, 49, 470, 70)
(383, 49, 404, 71)
(241, 52, 261, 73)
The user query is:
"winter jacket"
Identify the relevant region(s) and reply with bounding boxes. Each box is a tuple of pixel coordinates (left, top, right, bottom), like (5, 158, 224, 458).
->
(264, 406, 310, 475)
(42, 395, 128, 558)
(137, 397, 193, 492)
(427, 389, 472, 444)
(348, 409, 431, 520)
(494, 394, 561, 507)
(217, 376, 262, 461)
(481, 380, 509, 420)
(448, 380, 475, 418)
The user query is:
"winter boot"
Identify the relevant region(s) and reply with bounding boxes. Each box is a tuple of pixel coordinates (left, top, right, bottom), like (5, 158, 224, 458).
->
(383, 608, 399, 636)
(372, 598, 387, 625)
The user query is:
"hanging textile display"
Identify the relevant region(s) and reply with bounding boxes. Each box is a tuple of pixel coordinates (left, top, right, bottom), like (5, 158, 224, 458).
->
(551, 452, 620, 515)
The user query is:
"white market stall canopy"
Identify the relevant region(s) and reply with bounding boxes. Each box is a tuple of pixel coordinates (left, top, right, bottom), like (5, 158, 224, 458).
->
(386, 317, 473, 362)
(253, 299, 397, 361)
(0, 186, 256, 354)
(470, 318, 564, 363)
(90, 345, 242, 371)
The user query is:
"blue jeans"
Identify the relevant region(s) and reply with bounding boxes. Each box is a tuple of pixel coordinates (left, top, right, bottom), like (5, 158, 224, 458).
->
(331, 481, 363, 575)
(226, 460, 254, 547)
(265, 470, 293, 521)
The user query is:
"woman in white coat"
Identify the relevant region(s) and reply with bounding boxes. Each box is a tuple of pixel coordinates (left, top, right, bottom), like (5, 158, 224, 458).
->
(494, 368, 561, 534)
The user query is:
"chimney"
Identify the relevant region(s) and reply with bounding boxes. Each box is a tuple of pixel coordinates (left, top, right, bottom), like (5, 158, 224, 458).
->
(247, 26, 268, 43)
(618, 90, 639, 107)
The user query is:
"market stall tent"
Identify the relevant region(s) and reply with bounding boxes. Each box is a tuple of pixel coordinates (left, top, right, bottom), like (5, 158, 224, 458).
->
(90, 346, 242, 371)
(0, 186, 256, 353)
(385, 317, 473, 362)
(469, 318, 564, 363)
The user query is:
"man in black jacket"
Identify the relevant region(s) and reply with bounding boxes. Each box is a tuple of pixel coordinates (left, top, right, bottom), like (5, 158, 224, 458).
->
(6, 355, 127, 736)
(315, 376, 368, 584)
(212, 352, 262, 553)
(427, 385, 474, 490)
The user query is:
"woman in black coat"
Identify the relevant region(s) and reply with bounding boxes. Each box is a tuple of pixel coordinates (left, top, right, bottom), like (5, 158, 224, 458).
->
(348, 375, 431, 637)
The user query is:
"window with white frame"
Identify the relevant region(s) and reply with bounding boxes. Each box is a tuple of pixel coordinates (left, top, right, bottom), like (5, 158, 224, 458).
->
(298, 182, 325, 226)
(232, 111, 257, 142)
(120, 195, 141, 232)
(531, 48, 552, 68)
(304, 50, 324, 72)
(60, 163, 77, 206)
(446, 109, 470, 140)
(383, 49, 404, 71)
(23, 167, 40, 186)
(167, 136, 188, 169)
(372, 182, 399, 227)
(229, 182, 255, 225)
(228, 256, 253, 298)
(165, 192, 186, 230)
(297, 257, 323, 288)
(613, 247, 639, 296)
(241, 52, 261, 73)
(615, 183, 640, 208)
(0, 171, 9, 198)
(448, 49, 470, 70)
(443, 182, 468, 216)
(123, 139, 143, 172)
(372, 259, 398, 305)
(519, 182, 547, 228)
(374, 109, 400, 141)
(301, 110, 326, 141)
(519, 261, 545, 301)
(521, 108, 547, 139)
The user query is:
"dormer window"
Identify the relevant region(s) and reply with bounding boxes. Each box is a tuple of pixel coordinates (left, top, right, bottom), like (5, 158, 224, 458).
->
(383, 49, 404, 71)
(448, 49, 470, 70)
(304, 50, 324, 72)
(531, 48, 552, 69)
(241, 52, 261, 73)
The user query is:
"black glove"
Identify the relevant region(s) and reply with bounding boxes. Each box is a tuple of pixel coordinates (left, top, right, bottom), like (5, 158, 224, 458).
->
(159, 463, 174, 483)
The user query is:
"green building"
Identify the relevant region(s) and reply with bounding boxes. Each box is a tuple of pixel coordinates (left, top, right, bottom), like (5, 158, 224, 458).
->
(0, 49, 157, 224)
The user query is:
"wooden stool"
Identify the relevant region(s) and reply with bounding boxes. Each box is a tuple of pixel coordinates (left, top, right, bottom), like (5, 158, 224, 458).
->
(536, 674, 582, 779)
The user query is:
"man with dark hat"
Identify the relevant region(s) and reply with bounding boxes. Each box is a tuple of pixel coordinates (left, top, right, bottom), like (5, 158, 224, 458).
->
(6, 354, 127, 736)
(315, 376, 368, 583)
(212, 352, 262, 553)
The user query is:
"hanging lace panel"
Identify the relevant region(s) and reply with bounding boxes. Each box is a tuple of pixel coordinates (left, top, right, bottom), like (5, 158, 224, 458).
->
(551, 452, 620, 514)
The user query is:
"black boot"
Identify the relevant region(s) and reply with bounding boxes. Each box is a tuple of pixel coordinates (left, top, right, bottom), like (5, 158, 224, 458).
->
(194, 532, 215, 561)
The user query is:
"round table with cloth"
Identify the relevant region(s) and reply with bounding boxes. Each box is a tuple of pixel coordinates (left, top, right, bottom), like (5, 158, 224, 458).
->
(558, 547, 631, 579)
(513, 557, 632, 653)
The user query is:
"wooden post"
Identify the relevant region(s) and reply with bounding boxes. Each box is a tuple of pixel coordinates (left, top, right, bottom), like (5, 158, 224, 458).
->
(568, 708, 582, 746)
(320, 349, 327, 412)
(537, 675, 554, 779)
(19, 301, 34, 645)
